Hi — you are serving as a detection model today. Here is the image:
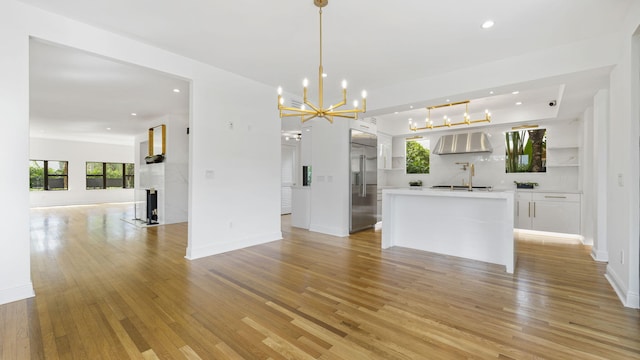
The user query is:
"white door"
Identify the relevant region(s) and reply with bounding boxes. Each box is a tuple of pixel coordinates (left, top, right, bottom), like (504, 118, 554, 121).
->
(281, 145, 296, 214)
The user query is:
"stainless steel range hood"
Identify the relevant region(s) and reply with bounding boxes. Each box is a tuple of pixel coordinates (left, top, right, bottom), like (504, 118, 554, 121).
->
(432, 132, 493, 155)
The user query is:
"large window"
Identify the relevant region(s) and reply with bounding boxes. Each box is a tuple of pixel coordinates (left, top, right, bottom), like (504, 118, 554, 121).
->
(406, 138, 430, 174)
(86, 162, 134, 189)
(29, 160, 68, 191)
(505, 129, 547, 173)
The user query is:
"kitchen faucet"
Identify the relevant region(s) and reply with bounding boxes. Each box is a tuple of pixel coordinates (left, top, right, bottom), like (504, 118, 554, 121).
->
(456, 162, 475, 191)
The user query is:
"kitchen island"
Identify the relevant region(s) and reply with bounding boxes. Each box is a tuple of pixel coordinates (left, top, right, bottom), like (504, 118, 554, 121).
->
(382, 188, 515, 273)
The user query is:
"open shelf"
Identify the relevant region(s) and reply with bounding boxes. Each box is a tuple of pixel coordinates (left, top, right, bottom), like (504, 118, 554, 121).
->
(547, 147, 579, 167)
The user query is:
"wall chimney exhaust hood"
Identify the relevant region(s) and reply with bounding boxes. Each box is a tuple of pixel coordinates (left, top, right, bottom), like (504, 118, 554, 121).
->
(432, 132, 493, 155)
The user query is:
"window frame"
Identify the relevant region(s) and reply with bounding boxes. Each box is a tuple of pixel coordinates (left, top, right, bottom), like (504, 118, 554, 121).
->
(86, 162, 135, 190)
(29, 159, 69, 191)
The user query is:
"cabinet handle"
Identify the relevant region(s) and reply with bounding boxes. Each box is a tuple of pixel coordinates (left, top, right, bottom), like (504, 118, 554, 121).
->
(528, 202, 531, 218)
(544, 195, 567, 199)
(517, 201, 519, 216)
(533, 202, 536, 217)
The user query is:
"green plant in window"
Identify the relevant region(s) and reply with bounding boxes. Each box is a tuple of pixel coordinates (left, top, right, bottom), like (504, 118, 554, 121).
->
(406, 140, 430, 174)
(29, 161, 45, 190)
(505, 129, 546, 173)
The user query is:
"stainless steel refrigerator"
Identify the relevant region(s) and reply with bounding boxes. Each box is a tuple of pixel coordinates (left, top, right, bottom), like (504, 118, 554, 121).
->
(350, 129, 378, 233)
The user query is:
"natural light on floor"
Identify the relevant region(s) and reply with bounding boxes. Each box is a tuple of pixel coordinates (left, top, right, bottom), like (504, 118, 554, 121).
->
(515, 229, 584, 245)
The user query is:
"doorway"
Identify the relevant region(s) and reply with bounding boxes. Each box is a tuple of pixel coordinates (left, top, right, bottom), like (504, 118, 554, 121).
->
(281, 144, 296, 215)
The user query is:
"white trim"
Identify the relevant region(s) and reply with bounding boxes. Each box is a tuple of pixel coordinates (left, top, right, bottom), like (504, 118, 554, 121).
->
(628, 291, 640, 309)
(308, 224, 349, 237)
(0, 283, 35, 306)
(185, 232, 282, 260)
(591, 248, 609, 262)
(606, 265, 640, 308)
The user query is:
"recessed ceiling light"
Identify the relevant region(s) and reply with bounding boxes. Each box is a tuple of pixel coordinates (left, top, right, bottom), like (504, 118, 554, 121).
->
(515, 102, 522, 106)
(173, 88, 181, 93)
(410, 105, 413, 109)
(446, 99, 450, 102)
(481, 20, 495, 29)
(512, 91, 519, 95)
(489, 91, 494, 95)
(394, 112, 399, 114)
(106, 127, 111, 130)
(322, 73, 327, 78)
(131, 113, 137, 116)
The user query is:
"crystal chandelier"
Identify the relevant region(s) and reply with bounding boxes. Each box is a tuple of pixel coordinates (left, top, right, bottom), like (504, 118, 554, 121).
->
(277, 0, 367, 123)
(410, 100, 490, 131)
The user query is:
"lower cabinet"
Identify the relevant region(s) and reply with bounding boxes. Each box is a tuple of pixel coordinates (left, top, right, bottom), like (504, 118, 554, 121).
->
(515, 192, 581, 235)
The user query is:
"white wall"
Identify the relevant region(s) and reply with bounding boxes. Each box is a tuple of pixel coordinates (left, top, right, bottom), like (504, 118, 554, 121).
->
(603, 3, 640, 308)
(383, 119, 581, 192)
(0, 0, 281, 305)
(308, 119, 350, 237)
(586, 90, 610, 258)
(29, 138, 135, 207)
(0, 0, 33, 305)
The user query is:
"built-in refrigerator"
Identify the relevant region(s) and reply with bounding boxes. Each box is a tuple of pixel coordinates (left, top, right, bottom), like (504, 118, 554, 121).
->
(350, 129, 377, 233)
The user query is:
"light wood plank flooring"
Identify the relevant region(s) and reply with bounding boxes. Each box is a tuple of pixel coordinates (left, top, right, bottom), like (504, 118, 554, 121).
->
(0, 203, 639, 359)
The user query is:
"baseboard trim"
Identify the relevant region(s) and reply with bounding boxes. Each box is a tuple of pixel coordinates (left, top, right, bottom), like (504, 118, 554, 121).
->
(308, 224, 349, 237)
(0, 283, 35, 306)
(605, 266, 640, 309)
(591, 247, 609, 262)
(184, 232, 282, 260)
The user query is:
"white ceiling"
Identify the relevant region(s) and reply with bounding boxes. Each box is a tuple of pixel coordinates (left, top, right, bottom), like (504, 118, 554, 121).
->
(23, 0, 631, 141)
(30, 40, 190, 144)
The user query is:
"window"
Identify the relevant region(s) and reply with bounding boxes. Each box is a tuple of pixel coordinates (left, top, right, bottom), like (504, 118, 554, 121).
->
(86, 162, 104, 189)
(124, 163, 135, 189)
(86, 162, 134, 189)
(406, 138, 430, 174)
(505, 129, 547, 173)
(29, 160, 68, 191)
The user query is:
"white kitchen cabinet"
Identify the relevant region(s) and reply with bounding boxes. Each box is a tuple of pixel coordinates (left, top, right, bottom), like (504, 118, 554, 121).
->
(515, 192, 581, 234)
(515, 193, 533, 229)
(377, 132, 392, 170)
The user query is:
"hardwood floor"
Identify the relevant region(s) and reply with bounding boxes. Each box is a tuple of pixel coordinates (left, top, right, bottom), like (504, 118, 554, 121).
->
(0, 203, 638, 359)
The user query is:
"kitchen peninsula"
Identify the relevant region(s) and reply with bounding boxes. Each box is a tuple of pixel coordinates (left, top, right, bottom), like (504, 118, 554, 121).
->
(382, 188, 515, 273)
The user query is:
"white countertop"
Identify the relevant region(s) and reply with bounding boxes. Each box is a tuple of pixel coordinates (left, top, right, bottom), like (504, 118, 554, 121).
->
(380, 186, 581, 194)
(514, 189, 582, 194)
(382, 187, 514, 200)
